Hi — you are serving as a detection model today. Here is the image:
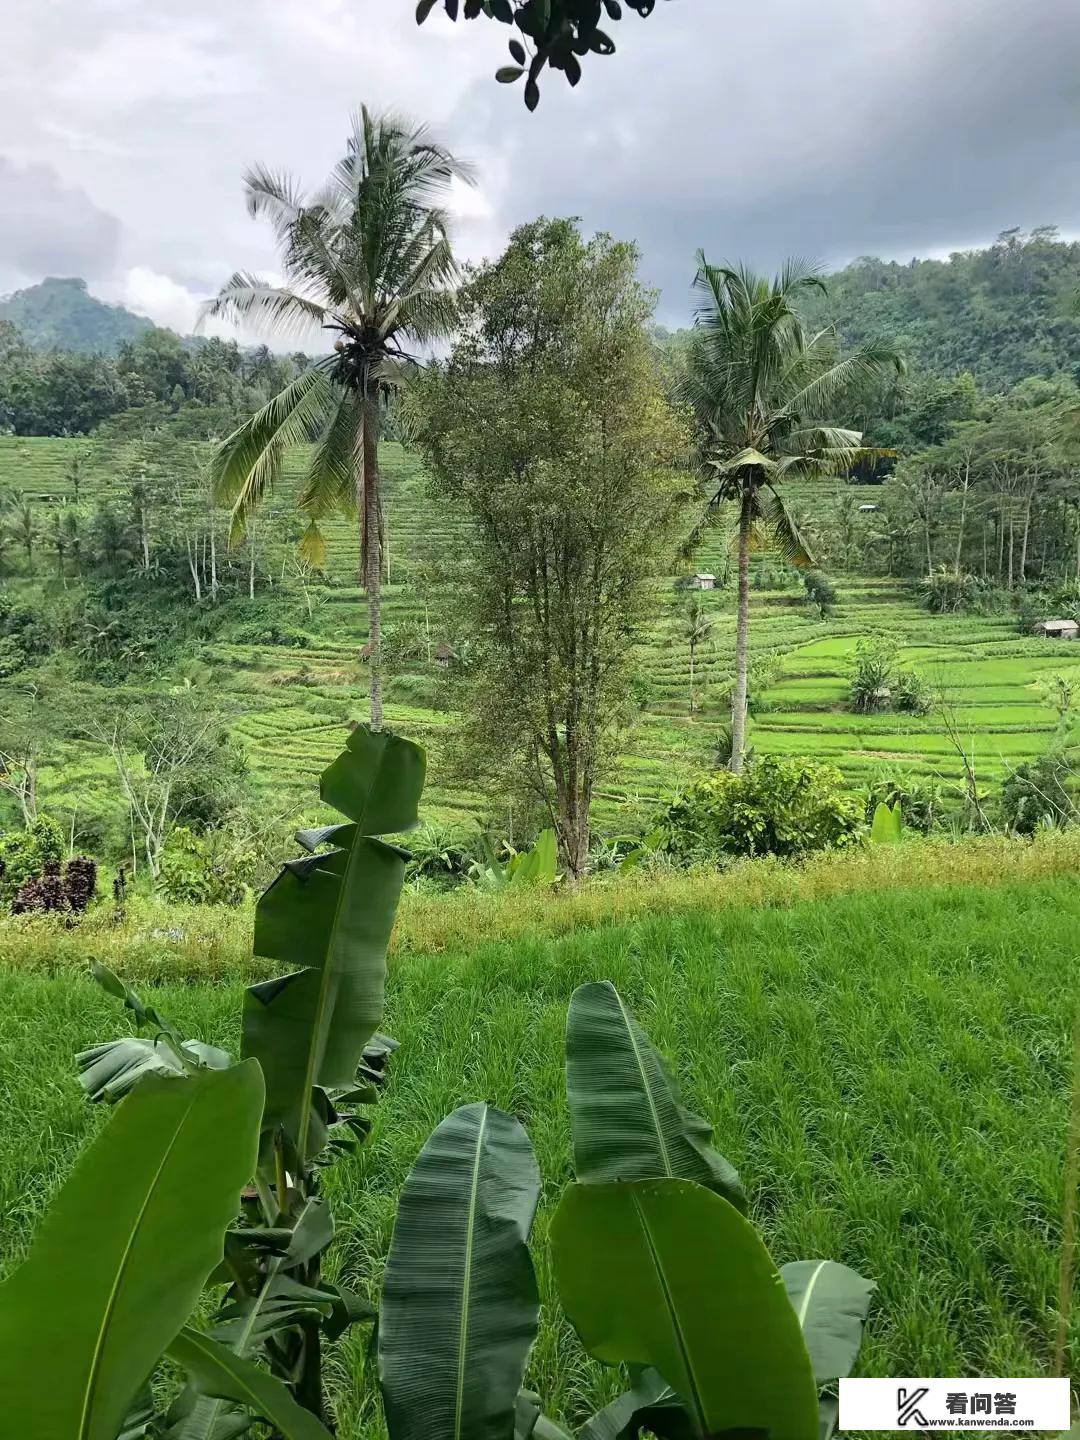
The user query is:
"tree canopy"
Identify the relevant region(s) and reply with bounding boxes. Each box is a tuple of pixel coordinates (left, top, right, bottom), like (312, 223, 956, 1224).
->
(416, 0, 663, 107)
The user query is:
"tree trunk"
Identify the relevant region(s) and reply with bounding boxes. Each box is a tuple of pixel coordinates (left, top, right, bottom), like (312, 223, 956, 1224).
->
(140, 503, 150, 573)
(729, 485, 754, 774)
(209, 510, 218, 600)
(689, 636, 696, 717)
(1007, 511, 1014, 589)
(361, 395, 384, 731)
(954, 463, 970, 575)
(249, 518, 256, 601)
(1019, 475, 1036, 583)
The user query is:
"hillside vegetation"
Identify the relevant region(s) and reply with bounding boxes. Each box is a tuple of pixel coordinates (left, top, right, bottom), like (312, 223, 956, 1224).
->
(4, 434, 1080, 852)
(0, 276, 152, 354)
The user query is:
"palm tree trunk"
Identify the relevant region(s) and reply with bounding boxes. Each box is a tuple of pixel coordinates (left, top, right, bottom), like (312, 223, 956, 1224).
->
(730, 486, 754, 774)
(361, 395, 384, 731)
(954, 463, 970, 576)
(1019, 474, 1036, 582)
(689, 637, 696, 717)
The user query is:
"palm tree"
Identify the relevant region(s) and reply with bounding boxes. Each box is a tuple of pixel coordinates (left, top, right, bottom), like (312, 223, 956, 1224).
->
(681, 592, 713, 717)
(206, 108, 473, 728)
(682, 256, 902, 771)
(6, 500, 37, 576)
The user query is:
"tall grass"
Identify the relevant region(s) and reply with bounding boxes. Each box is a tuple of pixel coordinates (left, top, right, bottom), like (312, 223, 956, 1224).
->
(1, 877, 1077, 1434)
(3, 829, 1079, 982)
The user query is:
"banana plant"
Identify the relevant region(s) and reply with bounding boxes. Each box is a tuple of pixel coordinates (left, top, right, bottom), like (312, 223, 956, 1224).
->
(0, 1064, 267, 1440)
(244, 724, 425, 1170)
(78, 725, 426, 1435)
(870, 800, 903, 844)
(378, 982, 876, 1440)
(552, 1178, 820, 1440)
(378, 1102, 542, 1440)
(557, 981, 875, 1440)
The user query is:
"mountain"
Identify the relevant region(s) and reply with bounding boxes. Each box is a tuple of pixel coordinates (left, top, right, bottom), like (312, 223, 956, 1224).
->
(0, 277, 153, 354)
(797, 228, 1080, 394)
(658, 229, 1080, 397)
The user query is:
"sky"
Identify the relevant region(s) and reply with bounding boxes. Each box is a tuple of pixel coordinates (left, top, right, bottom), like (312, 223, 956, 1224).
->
(2, 0, 1079, 337)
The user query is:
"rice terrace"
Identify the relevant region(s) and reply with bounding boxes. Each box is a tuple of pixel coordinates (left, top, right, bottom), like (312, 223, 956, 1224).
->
(0, 3, 1079, 1438)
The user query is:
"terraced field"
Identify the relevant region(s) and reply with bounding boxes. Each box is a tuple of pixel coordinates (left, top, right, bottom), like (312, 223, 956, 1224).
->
(3, 435, 1079, 837)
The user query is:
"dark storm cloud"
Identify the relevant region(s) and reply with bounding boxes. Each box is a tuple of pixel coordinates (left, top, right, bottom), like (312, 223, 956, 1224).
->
(5, 0, 1077, 332)
(457, 0, 1080, 323)
(0, 157, 121, 285)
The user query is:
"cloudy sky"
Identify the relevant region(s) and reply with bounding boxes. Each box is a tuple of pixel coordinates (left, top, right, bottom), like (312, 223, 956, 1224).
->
(3, 0, 1079, 335)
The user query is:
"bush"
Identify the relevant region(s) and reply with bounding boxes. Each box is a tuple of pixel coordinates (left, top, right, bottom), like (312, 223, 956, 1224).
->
(156, 825, 257, 906)
(803, 569, 837, 617)
(661, 756, 863, 863)
(999, 750, 1076, 835)
(865, 771, 946, 833)
(849, 638, 898, 713)
(892, 668, 932, 715)
(170, 729, 251, 834)
(404, 821, 485, 888)
(8, 853, 97, 917)
(920, 566, 987, 614)
(0, 814, 64, 907)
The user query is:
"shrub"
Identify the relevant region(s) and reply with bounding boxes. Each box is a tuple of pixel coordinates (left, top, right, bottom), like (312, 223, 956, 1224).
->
(892, 667, 932, 715)
(0, 813, 64, 906)
(1000, 750, 1076, 835)
(920, 566, 986, 614)
(9, 854, 97, 916)
(157, 825, 257, 906)
(849, 638, 897, 713)
(404, 820, 484, 888)
(803, 569, 837, 617)
(866, 771, 946, 833)
(662, 756, 863, 863)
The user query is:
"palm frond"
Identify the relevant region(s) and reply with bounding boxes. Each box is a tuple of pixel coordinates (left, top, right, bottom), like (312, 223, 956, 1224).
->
(777, 340, 904, 422)
(200, 273, 328, 340)
(298, 389, 363, 519)
(243, 165, 306, 240)
(210, 365, 339, 541)
(762, 489, 815, 567)
(298, 520, 328, 569)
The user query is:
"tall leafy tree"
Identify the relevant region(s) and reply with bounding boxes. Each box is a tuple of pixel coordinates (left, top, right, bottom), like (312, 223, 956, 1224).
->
(206, 108, 472, 727)
(413, 218, 690, 876)
(682, 257, 902, 771)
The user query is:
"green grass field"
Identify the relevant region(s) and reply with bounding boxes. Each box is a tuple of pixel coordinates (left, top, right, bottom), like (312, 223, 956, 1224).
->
(1, 864, 1077, 1434)
(4, 434, 1080, 841)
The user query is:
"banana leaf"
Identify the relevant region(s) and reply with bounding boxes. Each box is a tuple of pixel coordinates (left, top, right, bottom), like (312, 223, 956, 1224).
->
(242, 725, 425, 1163)
(0, 1062, 263, 1440)
(578, 1369, 693, 1440)
(379, 1102, 541, 1440)
(551, 1179, 818, 1440)
(781, 1260, 876, 1384)
(167, 1328, 332, 1440)
(78, 1035, 232, 1103)
(566, 981, 744, 1210)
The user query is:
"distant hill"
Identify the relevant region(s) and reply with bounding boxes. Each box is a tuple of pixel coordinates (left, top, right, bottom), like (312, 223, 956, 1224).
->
(659, 229, 1080, 396)
(0, 277, 153, 354)
(798, 228, 1080, 393)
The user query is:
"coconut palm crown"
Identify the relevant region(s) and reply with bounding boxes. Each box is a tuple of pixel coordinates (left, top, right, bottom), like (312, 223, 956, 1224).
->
(681, 255, 904, 771)
(205, 107, 474, 728)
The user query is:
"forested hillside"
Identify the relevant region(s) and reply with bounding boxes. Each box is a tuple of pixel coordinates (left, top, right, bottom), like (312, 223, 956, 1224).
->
(801, 227, 1080, 393)
(0, 277, 152, 354)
